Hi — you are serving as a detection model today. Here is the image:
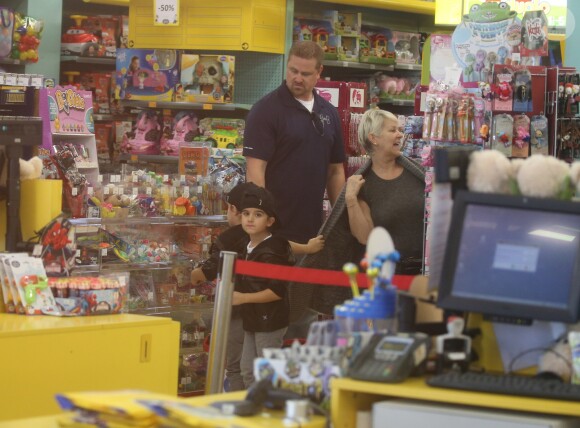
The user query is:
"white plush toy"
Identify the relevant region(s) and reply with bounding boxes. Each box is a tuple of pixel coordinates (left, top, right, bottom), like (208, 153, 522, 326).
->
(467, 150, 514, 194)
(570, 162, 580, 199)
(517, 154, 573, 199)
(19, 156, 43, 181)
(468, 151, 578, 200)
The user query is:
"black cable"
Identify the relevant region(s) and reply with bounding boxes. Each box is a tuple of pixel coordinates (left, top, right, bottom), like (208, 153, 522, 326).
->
(507, 346, 572, 375)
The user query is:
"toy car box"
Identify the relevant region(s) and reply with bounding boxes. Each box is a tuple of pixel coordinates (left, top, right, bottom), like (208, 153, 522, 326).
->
(179, 54, 235, 104)
(115, 48, 180, 102)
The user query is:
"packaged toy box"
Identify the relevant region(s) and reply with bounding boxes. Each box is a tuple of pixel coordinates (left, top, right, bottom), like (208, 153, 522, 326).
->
(160, 111, 200, 156)
(391, 31, 422, 64)
(39, 87, 94, 150)
(120, 108, 162, 155)
(61, 15, 119, 58)
(293, 18, 340, 60)
(322, 10, 361, 37)
(360, 25, 396, 65)
(179, 54, 235, 103)
(197, 117, 245, 150)
(115, 48, 180, 102)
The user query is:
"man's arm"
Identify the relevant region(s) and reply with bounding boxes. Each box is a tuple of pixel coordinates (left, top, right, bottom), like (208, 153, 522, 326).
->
(326, 162, 346, 206)
(232, 289, 281, 305)
(245, 156, 268, 187)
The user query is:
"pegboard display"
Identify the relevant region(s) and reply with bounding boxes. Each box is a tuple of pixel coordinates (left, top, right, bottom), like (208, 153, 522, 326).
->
(234, 52, 285, 105)
(184, 50, 285, 106)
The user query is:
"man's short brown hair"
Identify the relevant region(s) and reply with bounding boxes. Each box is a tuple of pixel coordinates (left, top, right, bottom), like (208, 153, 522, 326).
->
(288, 41, 324, 70)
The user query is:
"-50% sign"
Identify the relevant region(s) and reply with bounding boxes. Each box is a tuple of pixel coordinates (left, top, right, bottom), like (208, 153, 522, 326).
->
(154, 0, 179, 26)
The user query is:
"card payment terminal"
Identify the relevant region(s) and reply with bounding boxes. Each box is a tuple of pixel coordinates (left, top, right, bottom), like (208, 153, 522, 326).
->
(349, 332, 430, 383)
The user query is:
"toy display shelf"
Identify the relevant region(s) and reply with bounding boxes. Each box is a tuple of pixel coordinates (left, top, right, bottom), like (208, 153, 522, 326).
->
(120, 100, 253, 112)
(395, 63, 423, 71)
(118, 153, 178, 165)
(315, 0, 435, 15)
(378, 99, 415, 106)
(0, 58, 22, 65)
(322, 60, 394, 72)
(61, 55, 116, 65)
(68, 214, 227, 227)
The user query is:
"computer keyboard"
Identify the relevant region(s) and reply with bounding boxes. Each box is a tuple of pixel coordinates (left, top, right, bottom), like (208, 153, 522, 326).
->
(427, 371, 580, 401)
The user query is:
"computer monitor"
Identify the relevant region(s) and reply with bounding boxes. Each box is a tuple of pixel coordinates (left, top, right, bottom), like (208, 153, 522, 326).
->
(437, 190, 580, 324)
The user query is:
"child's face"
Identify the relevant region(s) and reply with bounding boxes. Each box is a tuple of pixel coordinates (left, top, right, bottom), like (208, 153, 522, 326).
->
(241, 208, 275, 235)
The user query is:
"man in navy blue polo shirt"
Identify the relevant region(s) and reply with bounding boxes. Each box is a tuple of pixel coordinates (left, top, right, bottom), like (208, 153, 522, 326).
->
(243, 41, 346, 244)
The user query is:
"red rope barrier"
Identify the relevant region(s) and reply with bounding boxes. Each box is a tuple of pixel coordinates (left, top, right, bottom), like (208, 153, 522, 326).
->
(234, 259, 414, 291)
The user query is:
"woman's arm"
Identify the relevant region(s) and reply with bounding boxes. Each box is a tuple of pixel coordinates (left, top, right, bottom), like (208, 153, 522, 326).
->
(345, 175, 374, 244)
(290, 235, 325, 255)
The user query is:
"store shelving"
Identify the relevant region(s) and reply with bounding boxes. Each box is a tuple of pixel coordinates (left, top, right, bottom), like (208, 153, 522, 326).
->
(322, 60, 394, 72)
(61, 55, 116, 65)
(120, 100, 253, 112)
(313, 0, 435, 15)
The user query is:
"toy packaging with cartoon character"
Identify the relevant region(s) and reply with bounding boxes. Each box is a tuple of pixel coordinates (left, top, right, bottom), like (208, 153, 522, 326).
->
(179, 54, 235, 103)
(121, 108, 162, 155)
(293, 18, 340, 60)
(359, 25, 395, 65)
(115, 48, 180, 102)
(160, 110, 200, 156)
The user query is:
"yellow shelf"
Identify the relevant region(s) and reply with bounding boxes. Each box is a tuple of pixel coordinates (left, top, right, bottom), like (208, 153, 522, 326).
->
(313, 0, 435, 15)
(331, 377, 580, 428)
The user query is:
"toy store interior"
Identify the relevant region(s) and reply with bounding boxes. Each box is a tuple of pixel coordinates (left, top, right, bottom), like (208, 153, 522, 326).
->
(1, 0, 580, 426)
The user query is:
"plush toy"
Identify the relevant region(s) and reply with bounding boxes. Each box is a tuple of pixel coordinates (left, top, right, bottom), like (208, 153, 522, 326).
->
(19, 156, 43, 180)
(378, 74, 398, 96)
(467, 150, 514, 194)
(538, 323, 580, 382)
(570, 162, 580, 199)
(517, 154, 573, 199)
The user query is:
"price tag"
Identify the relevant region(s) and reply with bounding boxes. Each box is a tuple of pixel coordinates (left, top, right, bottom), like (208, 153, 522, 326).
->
(146, 187, 152, 196)
(183, 186, 190, 198)
(32, 244, 43, 257)
(72, 187, 78, 196)
(0, 74, 5, 85)
(154, 0, 179, 26)
(101, 248, 108, 256)
(31, 76, 43, 87)
(17, 74, 30, 86)
(6, 74, 16, 86)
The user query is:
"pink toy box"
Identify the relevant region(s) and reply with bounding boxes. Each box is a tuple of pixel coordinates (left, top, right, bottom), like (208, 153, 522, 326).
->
(39, 87, 94, 151)
(115, 48, 180, 102)
(178, 54, 235, 103)
(121, 109, 162, 155)
(160, 111, 200, 156)
(391, 31, 422, 64)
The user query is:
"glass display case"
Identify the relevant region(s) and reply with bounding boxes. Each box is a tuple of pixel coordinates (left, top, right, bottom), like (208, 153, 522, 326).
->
(68, 215, 228, 395)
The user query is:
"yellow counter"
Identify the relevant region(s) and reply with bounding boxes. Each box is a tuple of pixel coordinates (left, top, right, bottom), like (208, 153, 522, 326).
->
(0, 313, 180, 421)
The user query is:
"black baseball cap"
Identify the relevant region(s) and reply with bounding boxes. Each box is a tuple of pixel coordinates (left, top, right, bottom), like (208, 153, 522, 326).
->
(225, 182, 260, 210)
(240, 186, 281, 228)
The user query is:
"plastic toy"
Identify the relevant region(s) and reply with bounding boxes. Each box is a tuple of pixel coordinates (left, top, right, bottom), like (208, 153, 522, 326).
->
(11, 12, 43, 62)
(180, 54, 235, 103)
(121, 109, 161, 155)
(61, 15, 100, 56)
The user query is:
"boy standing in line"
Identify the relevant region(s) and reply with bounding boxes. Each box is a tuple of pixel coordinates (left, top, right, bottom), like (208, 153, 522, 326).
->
(232, 186, 295, 388)
(190, 183, 324, 390)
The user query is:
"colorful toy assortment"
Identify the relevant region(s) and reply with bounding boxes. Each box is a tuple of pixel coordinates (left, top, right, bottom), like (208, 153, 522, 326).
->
(10, 11, 43, 63)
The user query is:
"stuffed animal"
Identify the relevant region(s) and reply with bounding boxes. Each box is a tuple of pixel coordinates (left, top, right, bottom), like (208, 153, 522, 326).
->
(467, 150, 514, 194)
(538, 323, 580, 382)
(19, 156, 43, 181)
(517, 154, 573, 199)
(378, 74, 398, 96)
(570, 161, 580, 199)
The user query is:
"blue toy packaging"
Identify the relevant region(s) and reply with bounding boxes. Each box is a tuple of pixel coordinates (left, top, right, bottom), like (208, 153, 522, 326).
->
(115, 48, 180, 102)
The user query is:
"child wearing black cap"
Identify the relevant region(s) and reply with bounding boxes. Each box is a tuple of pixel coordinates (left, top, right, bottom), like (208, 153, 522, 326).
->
(233, 186, 295, 388)
(189, 182, 323, 391)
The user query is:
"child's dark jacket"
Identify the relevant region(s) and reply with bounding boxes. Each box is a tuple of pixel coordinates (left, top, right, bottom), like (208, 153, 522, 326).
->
(239, 235, 295, 332)
(201, 224, 248, 282)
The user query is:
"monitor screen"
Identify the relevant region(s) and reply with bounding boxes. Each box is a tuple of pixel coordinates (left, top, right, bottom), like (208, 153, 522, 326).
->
(437, 191, 580, 324)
